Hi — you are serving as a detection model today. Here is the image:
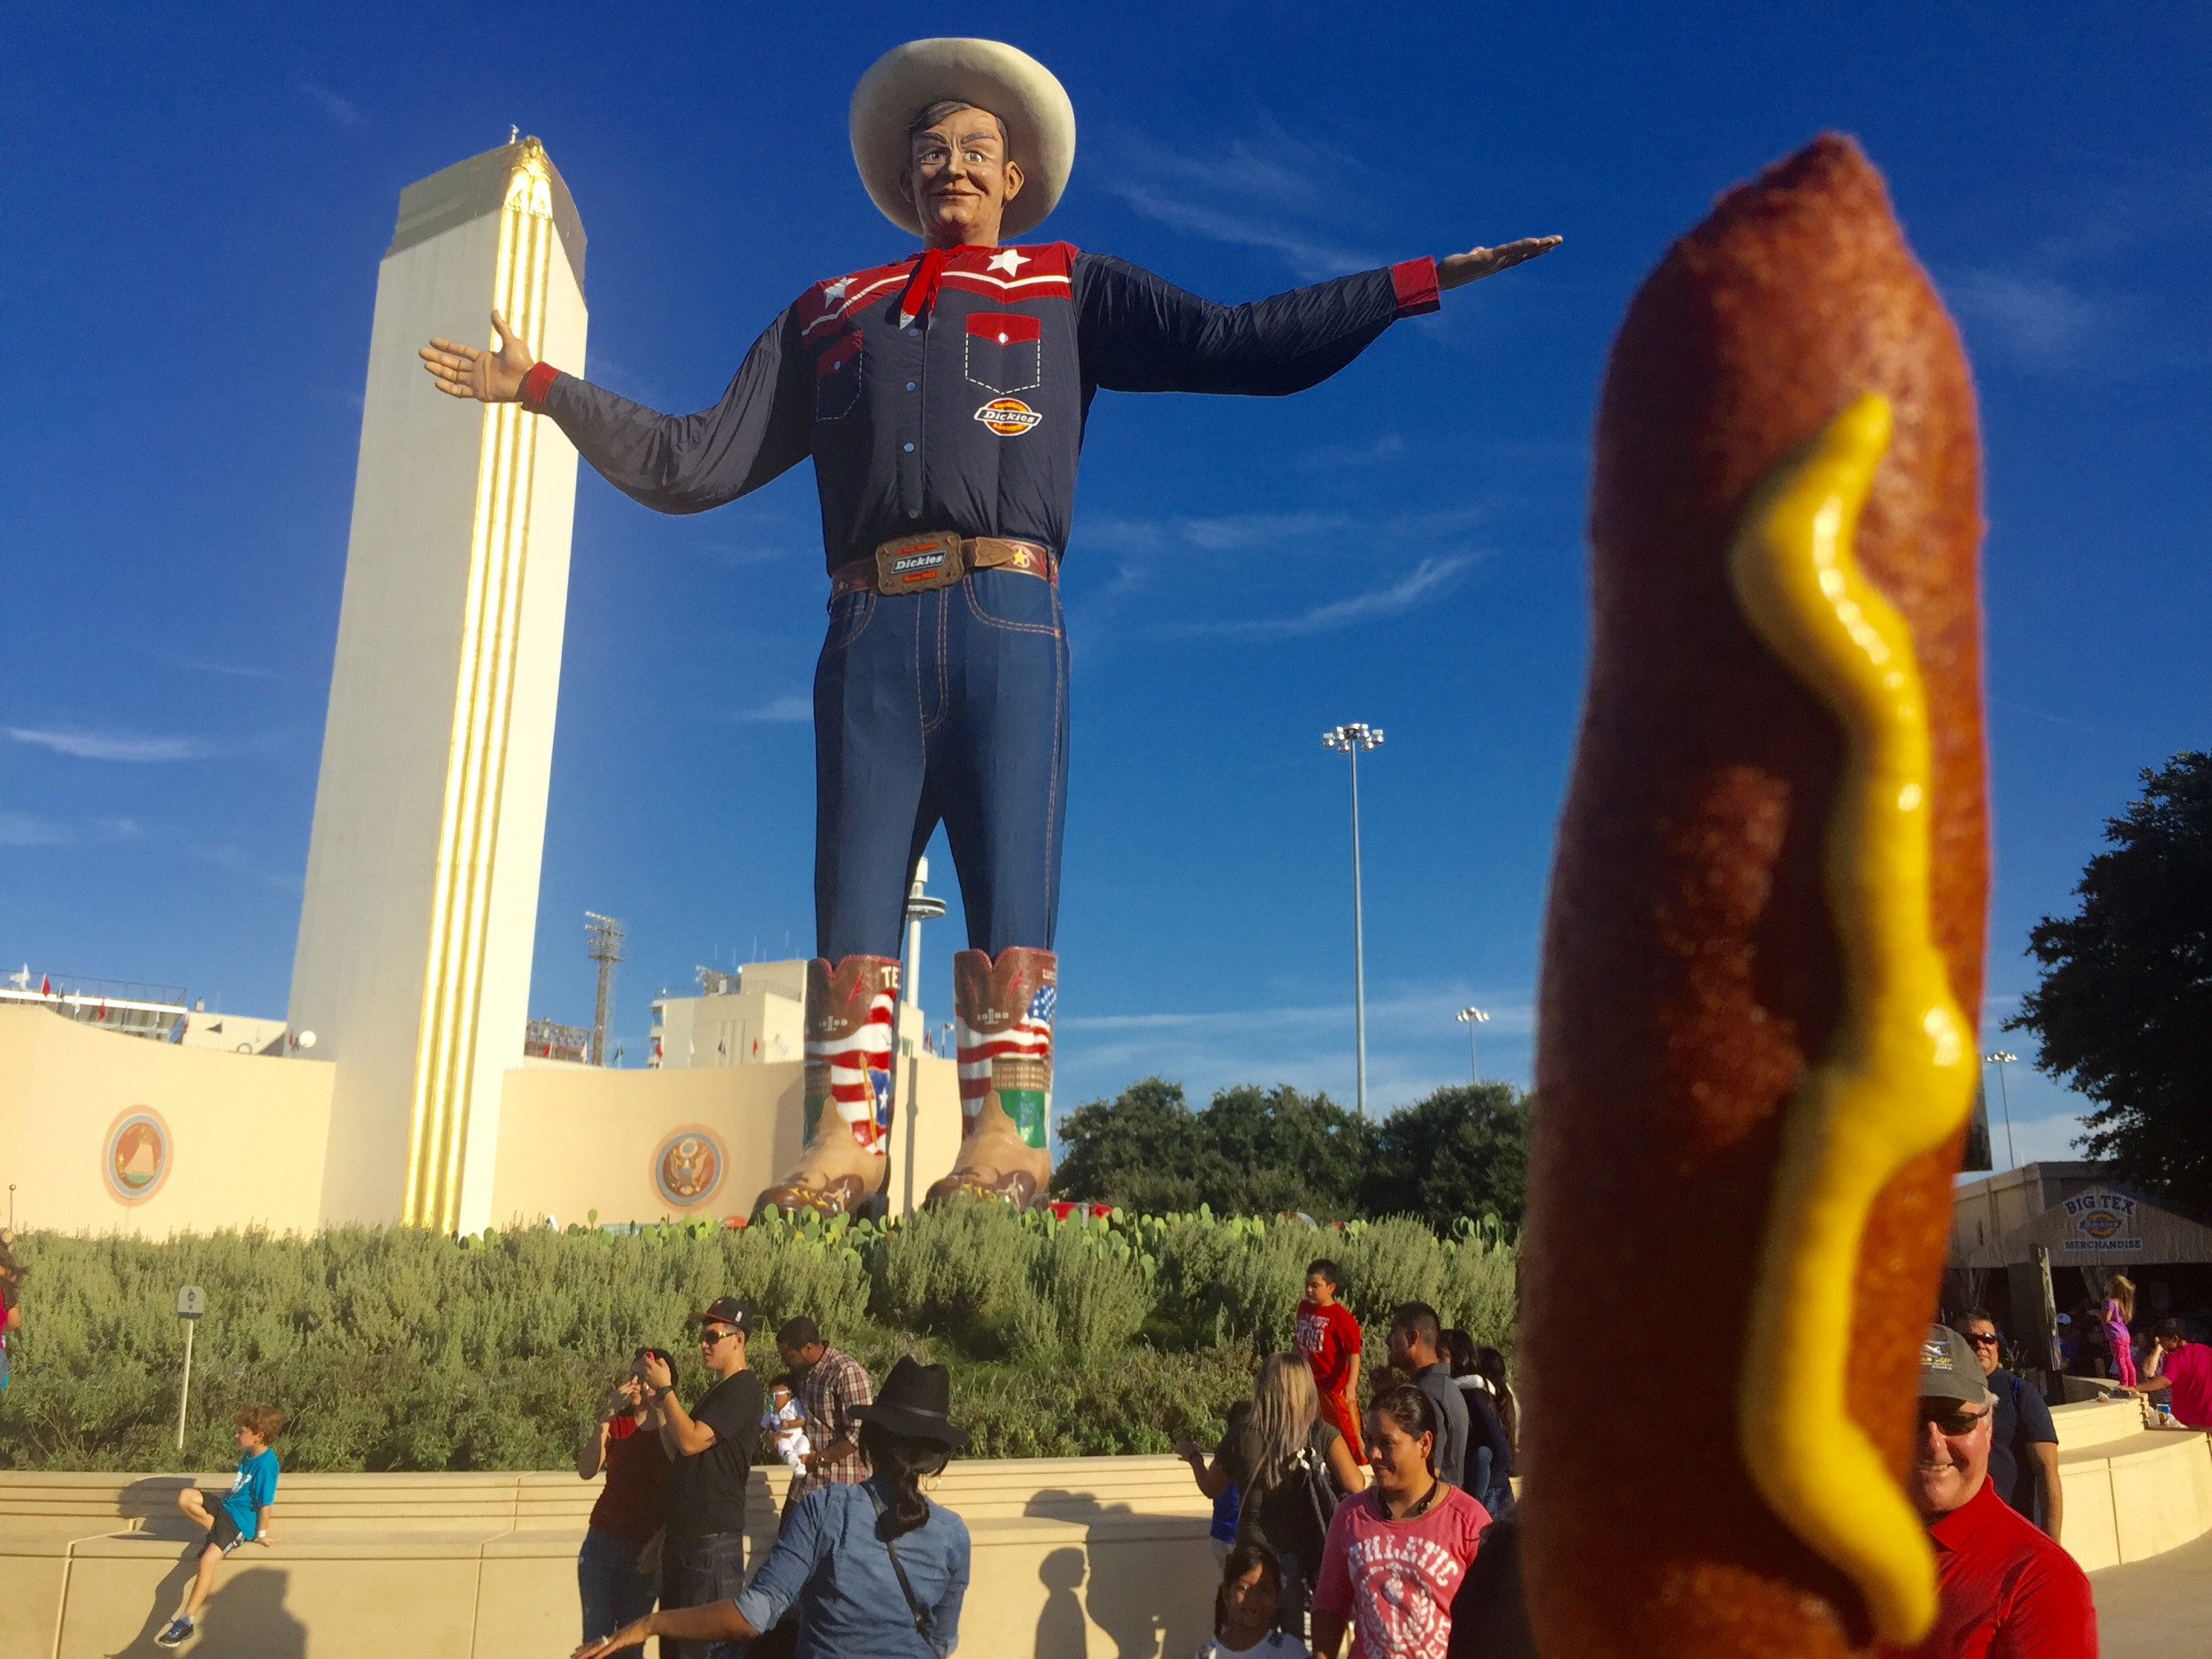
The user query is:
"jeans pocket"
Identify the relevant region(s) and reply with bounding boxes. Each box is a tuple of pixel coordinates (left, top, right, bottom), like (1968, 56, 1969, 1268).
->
(824, 590, 875, 652)
(963, 570, 1061, 634)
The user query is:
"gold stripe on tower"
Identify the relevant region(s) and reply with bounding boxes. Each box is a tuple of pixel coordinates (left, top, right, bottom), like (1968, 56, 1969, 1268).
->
(402, 144, 557, 1231)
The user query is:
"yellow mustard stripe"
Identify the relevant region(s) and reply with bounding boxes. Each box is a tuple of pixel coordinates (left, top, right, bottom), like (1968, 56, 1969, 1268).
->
(1728, 394, 1977, 1645)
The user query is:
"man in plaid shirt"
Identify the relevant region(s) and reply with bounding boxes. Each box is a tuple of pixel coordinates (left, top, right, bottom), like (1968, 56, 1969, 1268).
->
(775, 1317, 874, 1505)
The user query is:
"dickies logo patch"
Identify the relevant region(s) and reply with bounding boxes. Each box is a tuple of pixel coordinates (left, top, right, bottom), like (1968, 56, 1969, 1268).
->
(974, 397, 1042, 436)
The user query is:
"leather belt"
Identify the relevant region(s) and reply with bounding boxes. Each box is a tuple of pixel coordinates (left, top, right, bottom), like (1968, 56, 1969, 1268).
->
(831, 533, 1056, 601)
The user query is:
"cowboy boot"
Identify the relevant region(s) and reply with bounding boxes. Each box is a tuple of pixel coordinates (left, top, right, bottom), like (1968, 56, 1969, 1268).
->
(925, 948, 1056, 1208)
(751, 956, 898, 1219)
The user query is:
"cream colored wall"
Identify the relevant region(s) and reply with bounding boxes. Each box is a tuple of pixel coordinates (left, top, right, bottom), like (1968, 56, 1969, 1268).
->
(488, 1053, 964, 1224)
(0, 1013, 962, 1235)
(0, 1458, 1219, 1659)
(0, 1008, 333, 1237)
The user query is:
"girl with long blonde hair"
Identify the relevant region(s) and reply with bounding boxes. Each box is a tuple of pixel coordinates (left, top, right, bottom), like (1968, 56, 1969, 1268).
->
(1176, 1352, 1366, 1637)
(2103, 1273, 2139, 1387)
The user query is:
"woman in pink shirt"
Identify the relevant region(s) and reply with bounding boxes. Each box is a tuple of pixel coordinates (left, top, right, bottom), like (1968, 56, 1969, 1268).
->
(1311, 1383, 1488, 1658)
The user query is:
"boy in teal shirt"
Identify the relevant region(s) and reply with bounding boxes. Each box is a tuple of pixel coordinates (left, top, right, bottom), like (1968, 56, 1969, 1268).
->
(158, 1406, 282, 1647)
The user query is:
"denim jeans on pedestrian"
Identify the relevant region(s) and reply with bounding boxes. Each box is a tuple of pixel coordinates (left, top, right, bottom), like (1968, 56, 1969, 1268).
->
(578, 1526, 658, 1648)
(663, 1531, 749, 1659)
(813, 570, 1070, 959)
(1277, 1548, 1310, 1638)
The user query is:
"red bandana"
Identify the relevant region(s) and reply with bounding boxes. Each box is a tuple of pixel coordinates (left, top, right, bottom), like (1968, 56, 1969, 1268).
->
(897, 245, 953, 326)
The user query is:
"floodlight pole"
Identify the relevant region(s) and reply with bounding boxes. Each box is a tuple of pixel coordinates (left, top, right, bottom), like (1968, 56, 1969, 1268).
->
(1984, 1051, 2019, 1171)
(586, 912, 626, 1067)
(1324, 724, 1384, 1117)
(1456, 1006, 1490, 1084)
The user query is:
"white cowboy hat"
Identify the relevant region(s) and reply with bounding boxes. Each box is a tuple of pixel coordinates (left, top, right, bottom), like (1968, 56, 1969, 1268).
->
(849, 38, 1076, 242)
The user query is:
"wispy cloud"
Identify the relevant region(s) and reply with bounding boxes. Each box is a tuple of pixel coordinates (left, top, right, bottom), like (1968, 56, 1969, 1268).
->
(1099, 119, 1390, 280)
(738, 695, 812, 723)
(1307, 433, 1406, 468)
(1103, 184, 1381, 281)
(1056, 987, 1535, 1115)
(297, 81, 364, 129)
(1953, 272, 2112, 367)
(153, 652, 289, 682)
(1159, 555, 1474, 640)
(1085, 503, 1487, 558)
(0, 813, 71, 847)
(7, 727, 213, 762)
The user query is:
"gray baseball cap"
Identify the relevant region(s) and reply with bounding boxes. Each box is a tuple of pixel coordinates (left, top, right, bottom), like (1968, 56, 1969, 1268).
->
(1919, 1324, 1996, 1407)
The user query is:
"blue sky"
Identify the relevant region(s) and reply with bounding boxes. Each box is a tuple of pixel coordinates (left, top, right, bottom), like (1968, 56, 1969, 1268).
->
(3, 4, 2205, 1164)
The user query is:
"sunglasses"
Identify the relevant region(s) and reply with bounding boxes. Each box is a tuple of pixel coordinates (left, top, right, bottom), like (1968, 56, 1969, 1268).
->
(1965, 1332, 2001, 1348)
(698, 1327, 740, 1347)
(1920, 1402, 1990, 1436)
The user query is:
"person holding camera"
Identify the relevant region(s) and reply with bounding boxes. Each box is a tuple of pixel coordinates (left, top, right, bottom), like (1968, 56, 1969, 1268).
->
(577, 1352, 672, 1655)
(641, 1299, 765, 1659)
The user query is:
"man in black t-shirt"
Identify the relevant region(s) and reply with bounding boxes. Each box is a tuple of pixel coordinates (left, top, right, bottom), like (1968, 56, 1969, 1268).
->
(1955, 1310, 2062, 1541)
(641, 1297, 765, 1659)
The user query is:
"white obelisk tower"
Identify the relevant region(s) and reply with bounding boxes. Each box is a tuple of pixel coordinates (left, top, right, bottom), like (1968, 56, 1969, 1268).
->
(290, 138, 588, 1233)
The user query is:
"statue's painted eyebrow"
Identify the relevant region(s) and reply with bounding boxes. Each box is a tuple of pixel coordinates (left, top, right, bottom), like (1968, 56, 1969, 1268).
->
(915, 127, 1001, 150)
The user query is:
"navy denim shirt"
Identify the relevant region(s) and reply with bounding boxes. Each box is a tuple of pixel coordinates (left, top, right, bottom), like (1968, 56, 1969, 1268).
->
(525, 243, 1440, 571)
(732, 1476, 970, 1658)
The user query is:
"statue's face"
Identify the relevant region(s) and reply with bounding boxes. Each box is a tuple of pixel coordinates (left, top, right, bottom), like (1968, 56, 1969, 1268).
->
(902, 106, 1025, 246)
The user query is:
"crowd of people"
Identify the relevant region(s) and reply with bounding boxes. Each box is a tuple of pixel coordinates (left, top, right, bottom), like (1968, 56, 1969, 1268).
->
(564, 1300, 983, 1659)
(1176, 1260, 1533, 1657)
(2043, 1272, 2212, 1431)
(23, 1225, 2209, 1656)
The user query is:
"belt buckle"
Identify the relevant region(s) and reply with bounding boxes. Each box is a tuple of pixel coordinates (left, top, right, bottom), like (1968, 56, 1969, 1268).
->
(874, 531, 965, 595)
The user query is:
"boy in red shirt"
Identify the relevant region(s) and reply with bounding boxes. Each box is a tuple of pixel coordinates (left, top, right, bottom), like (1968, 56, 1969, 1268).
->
(1298, 1258, 1365, 1463)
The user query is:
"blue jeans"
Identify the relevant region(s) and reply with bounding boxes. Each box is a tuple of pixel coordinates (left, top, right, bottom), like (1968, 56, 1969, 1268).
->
(814, 570, 1069, 959)
(663, 1531, 749, 1659)
(579, 1527, 658, 1648)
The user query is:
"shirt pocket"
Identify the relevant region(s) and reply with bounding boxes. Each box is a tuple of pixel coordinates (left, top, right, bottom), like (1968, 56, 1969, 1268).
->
(964, 311, 1041, 396)
(814, 326, 864, 421)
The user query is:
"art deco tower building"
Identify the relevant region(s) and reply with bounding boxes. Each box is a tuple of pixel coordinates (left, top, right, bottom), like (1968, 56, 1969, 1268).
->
(290, 139, 588, 1233)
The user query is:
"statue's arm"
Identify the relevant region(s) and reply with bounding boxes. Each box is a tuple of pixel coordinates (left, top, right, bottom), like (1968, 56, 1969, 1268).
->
(422, 306, 813, 516)
(1072, 239, 1557, 399)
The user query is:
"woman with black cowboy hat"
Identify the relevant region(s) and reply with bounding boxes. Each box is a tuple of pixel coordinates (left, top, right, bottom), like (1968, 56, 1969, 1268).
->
(576, 1357, 972, 1659)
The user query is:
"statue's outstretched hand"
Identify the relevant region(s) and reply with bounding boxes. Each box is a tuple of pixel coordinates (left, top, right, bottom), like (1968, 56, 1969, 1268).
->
(419, 310, 536, 403)
(1436, 235, 1563, 291)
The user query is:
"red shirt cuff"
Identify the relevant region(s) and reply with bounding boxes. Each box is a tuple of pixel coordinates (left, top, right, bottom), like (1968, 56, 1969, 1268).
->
(1390, 257, 1440, 318)
(519, 360, 560, 410)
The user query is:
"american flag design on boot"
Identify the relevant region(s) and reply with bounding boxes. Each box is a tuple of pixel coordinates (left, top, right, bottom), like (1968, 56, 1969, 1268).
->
(803, 956, 900, 1156)
(953, 948, 1056, 1151)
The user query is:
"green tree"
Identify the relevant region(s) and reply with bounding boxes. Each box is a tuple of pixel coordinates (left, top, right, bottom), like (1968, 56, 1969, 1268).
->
(1195, 1085, 1376, 1219)
(1362, 1083, 1531, 1231)
(2009, 751, 2212, 1211)
(1051, 1078, 1215, 1213)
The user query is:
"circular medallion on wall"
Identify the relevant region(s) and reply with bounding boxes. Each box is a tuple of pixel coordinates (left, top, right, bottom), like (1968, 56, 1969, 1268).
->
(652, 1125, 725, 1210)
(104, 1108, 173, 1206)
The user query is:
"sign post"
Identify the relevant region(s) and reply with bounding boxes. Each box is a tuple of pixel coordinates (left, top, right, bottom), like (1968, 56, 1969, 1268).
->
(174, 1286, 204, 1453)
(2035, 1246, 2062, 1375)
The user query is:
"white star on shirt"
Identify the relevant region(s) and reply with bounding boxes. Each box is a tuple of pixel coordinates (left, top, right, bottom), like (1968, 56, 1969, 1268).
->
(821, 276, 853, 303)
(986, 249, 1030, 276)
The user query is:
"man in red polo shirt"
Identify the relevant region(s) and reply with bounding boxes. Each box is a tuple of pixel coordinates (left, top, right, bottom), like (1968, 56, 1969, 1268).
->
(1884, 1325, 2096, 1659)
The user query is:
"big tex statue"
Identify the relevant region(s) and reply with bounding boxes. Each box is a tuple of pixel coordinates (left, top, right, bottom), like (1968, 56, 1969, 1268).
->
(422, 39, 1555, 1218)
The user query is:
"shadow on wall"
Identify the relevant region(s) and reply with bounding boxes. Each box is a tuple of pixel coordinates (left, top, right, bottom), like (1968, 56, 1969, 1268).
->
(105, 1556, 303, 1659)
(104, 1479, 306, 1659)
(1036, 1546, 1087, 1658)
(1026, 1490, 1171, 1659)
(188, 1570, 307, 1659)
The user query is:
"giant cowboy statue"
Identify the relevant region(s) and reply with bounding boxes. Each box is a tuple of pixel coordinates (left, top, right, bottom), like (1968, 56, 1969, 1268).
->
(421, 39, 1557, 1218)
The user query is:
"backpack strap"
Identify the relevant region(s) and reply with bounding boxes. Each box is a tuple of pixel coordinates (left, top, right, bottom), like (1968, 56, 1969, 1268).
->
(864, 1483, 936, 1647)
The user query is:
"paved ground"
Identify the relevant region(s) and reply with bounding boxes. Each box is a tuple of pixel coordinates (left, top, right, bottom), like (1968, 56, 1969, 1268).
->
(2093, 1532, 2212, 1655)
